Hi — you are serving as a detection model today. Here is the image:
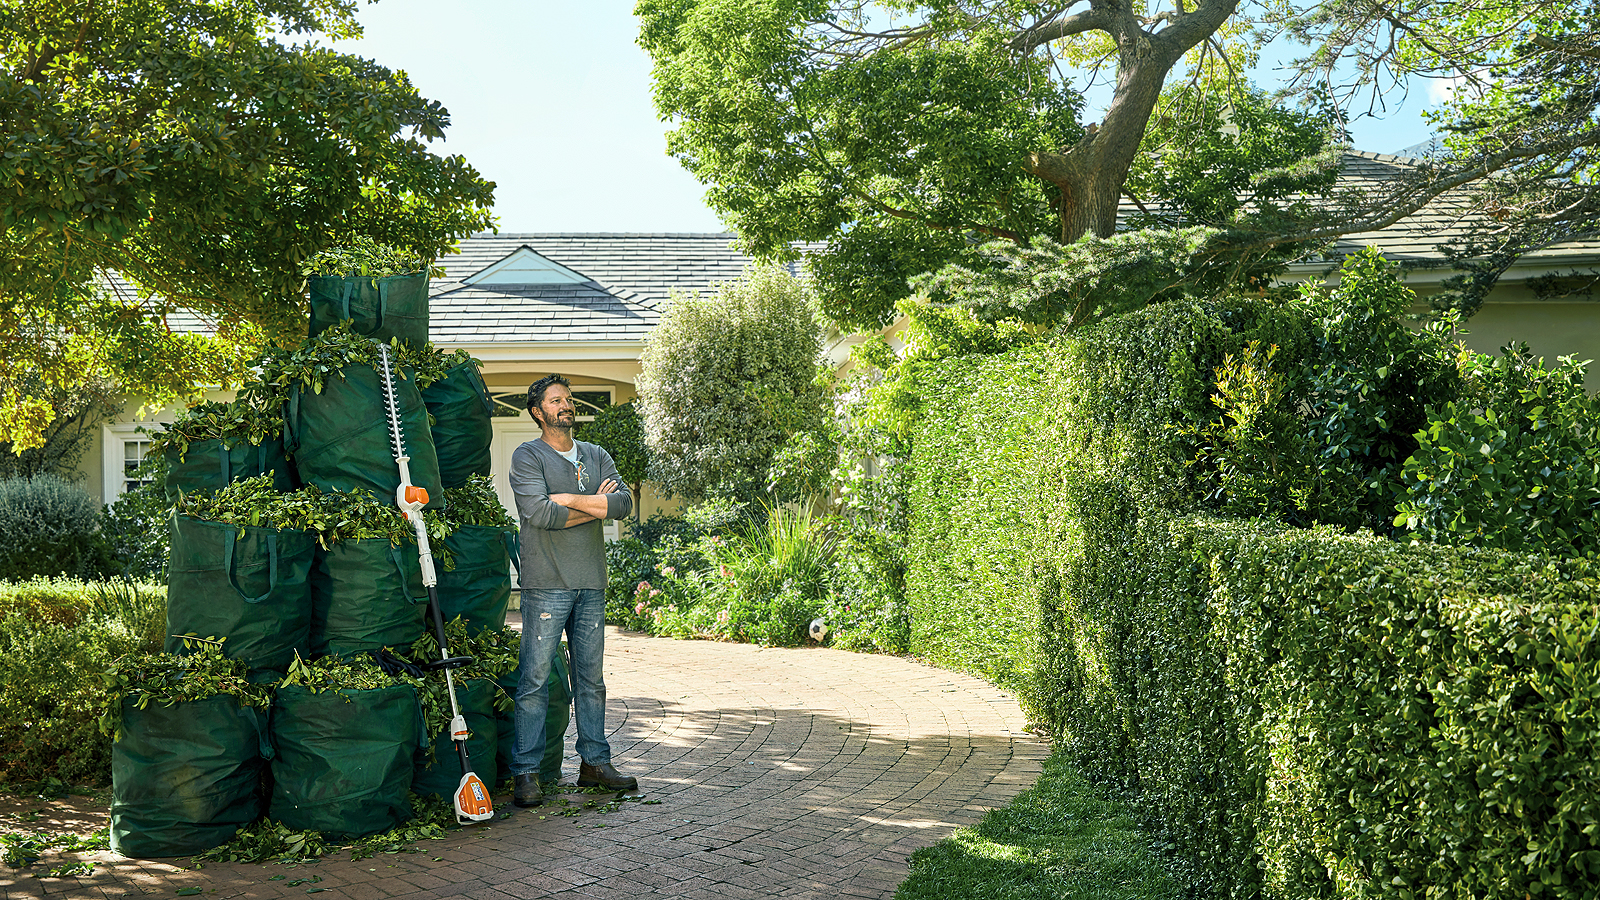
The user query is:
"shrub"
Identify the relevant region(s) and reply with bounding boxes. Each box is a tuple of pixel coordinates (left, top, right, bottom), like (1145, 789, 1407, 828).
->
(98, 465, 171, 580)
(0, 474, 114, 581)
(705, 505, 835, 646)
(1396, 345, 1600, 556)
(637, 266, 828, 504)
(0, 578, 166, 784)
(821, 522, 909, 653)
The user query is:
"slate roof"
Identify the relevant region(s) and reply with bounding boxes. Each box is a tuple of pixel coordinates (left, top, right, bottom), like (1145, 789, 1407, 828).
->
(426, 233, 775, 345)
(1298, 151, 1600, 267)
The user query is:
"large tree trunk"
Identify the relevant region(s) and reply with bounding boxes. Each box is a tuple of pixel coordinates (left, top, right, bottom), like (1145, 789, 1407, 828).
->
(1021, 0, 1241, 242)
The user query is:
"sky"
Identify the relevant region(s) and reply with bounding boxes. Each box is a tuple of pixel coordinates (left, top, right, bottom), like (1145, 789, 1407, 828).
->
(337, 1, 1441, 235)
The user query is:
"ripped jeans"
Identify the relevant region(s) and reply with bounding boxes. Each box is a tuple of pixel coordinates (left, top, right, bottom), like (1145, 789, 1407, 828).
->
(513, 587, 610, 774)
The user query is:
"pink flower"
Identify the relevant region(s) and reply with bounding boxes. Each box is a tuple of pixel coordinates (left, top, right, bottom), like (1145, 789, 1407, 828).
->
(635, 601, 648, 615)
(716, 609, 730, 624)
(650, 589, 661, 597)
(662, 566, 676, 575)
(718, 566, 731, 579)
(635, 580, 651, 595)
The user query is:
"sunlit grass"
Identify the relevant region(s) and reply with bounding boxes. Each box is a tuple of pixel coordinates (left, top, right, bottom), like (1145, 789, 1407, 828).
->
(897, 753, 1188, 900)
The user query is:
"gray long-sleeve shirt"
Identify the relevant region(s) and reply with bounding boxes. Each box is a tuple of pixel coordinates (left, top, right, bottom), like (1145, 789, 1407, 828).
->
(508, 438, 631, 590)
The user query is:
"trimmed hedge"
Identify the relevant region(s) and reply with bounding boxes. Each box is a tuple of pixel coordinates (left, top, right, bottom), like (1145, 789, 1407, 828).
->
(1071, 518, 1600, 897)
(907, 296, 1308, 711)
(907, 293, 1600, 895)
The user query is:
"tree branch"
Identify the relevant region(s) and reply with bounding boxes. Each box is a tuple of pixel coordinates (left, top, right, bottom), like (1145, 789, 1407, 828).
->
(1009, 9, 1117, 53)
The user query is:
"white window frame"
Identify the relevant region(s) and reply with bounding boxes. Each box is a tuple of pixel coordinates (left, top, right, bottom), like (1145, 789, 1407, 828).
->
(102, 422, 165, 504)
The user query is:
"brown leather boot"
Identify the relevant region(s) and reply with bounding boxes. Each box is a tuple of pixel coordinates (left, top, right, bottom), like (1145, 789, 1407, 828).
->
(578, 761, 638, 791)
(513, 773, 544, 807)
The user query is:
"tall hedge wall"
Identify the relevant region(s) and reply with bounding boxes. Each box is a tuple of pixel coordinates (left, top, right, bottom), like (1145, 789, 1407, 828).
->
(908, 297, 1600, 896)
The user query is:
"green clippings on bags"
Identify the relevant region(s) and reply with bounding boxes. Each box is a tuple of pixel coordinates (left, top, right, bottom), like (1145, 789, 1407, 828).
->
(100, 644, 269, 742)
(299, 237, 435, 280)
(148, 395, 286, 462)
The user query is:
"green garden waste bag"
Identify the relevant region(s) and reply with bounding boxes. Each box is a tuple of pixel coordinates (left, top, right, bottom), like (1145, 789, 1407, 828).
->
(166, 512, 315, 679)
(307, 272, 430, 347)
(438, 526, 516, 634)
(110, 695, 271, 858)
(163, 436, 296, 502)
(269, 682, 422, 838)
(421, 357, 494, 489)
(283, 363, 443, 509)
(308, 539, 427, 657)
(412, 677, 498, 801)
(495, 642, 571, 785)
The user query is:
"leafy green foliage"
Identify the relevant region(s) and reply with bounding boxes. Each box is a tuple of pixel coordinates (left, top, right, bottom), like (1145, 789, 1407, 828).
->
(1396, 345, 1600, 556)
(637, 267, 828, 503)
(915, 229, 1238, 329)
(300, 236, 437, 279)
(441, 475, 516, 531)
(0, 578, 165, 784)
(0, 376, 120, 478)
(98, 459, 170, 579)
(99, 643, 269, 741)
(702, 505, 835, 647)
(639, 0, 1082, 329)
(0, 828, 107, 871)
(1291, 249, 1463, 530)
(900, 753, 1185, 899)
(0, 474, 114, 581)
(0, 0, 494, 450)
(146, 395, 286, 462)
(252, 323, 443, 398)
(175, 476, 449, 551)
(1125, 83, 1340, 235)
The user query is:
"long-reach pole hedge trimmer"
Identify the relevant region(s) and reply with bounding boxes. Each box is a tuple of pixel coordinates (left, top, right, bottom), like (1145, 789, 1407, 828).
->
(377, 342, 494, 825)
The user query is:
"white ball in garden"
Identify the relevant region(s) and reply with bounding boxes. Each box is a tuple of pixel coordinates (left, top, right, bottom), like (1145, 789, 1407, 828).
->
(808, 618, 829, 643)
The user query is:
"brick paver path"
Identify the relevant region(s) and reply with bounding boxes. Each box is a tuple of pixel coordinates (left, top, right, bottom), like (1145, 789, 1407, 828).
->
(2, 629, 1047, 900)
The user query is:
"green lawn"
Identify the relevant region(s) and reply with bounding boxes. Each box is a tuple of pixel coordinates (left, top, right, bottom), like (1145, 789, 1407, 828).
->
(897, 752, 1188, 900)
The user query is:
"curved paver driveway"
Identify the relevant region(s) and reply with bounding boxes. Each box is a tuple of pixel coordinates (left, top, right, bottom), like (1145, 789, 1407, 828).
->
(4, 628, 1047, 900)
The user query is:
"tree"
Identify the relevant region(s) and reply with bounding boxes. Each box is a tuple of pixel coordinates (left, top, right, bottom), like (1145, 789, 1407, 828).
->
(1, 0, 496, 450)
(638, 0, 1343, 328)
(575, 399, 648, 523)
(636, 266, 828, 504)
(640, 0, 1600, 331)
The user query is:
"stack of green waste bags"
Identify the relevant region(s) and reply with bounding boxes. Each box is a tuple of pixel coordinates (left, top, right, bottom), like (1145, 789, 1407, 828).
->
(407, 620, 516, 800)
(104, 644, 273, 858)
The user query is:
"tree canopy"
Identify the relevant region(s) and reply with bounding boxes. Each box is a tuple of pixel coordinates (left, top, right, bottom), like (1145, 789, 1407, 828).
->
(639, 0, 1600, 329)
(1, 0, 496, 449)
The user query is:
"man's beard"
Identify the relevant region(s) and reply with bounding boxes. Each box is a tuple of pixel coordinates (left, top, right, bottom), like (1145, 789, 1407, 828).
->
(542, 411, 575, 432)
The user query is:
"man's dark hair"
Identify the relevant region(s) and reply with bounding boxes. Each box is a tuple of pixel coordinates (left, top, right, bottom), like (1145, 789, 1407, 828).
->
(526, 374, 572, 421)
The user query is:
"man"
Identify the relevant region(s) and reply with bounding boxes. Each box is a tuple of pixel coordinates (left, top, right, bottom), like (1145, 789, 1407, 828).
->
(507, 374, 637, 808)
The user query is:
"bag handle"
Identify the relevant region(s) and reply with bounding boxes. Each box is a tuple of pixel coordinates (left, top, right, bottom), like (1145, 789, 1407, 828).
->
(226, 530, 279, 604)
(505, 530, 520, 574)
(389, 544, 425, 604)
(373, 277, 391, 332)
(464, 363, 494, 417)
(283, 385, 301, 453)
(339, 278, 357, 323)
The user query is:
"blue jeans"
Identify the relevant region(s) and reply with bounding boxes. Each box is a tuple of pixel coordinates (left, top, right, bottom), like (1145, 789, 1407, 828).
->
(514, 588, 610, 775)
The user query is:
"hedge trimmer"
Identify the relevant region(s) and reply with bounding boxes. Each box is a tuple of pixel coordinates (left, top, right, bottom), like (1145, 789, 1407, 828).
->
(377, 342, 494, 825)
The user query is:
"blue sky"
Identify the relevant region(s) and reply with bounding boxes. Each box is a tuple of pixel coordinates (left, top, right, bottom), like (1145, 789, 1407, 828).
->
(338, 1, 1439, 234)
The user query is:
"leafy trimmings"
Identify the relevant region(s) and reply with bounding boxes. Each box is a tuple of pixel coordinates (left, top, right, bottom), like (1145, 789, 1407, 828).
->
(413, 347, 480, 387)
(175, 476, 324, 533)
(309, 485, 451, 551)
(254, 322, 441, 396)
(100, 643, 269, 740)
(299, 236, 440, 280)
(174, 478, 451, 551)
(279, 652, 412, 694)
(442, 475, 516, 531)
(408, 619, 519, 685)
(147, 396, 285, 460)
